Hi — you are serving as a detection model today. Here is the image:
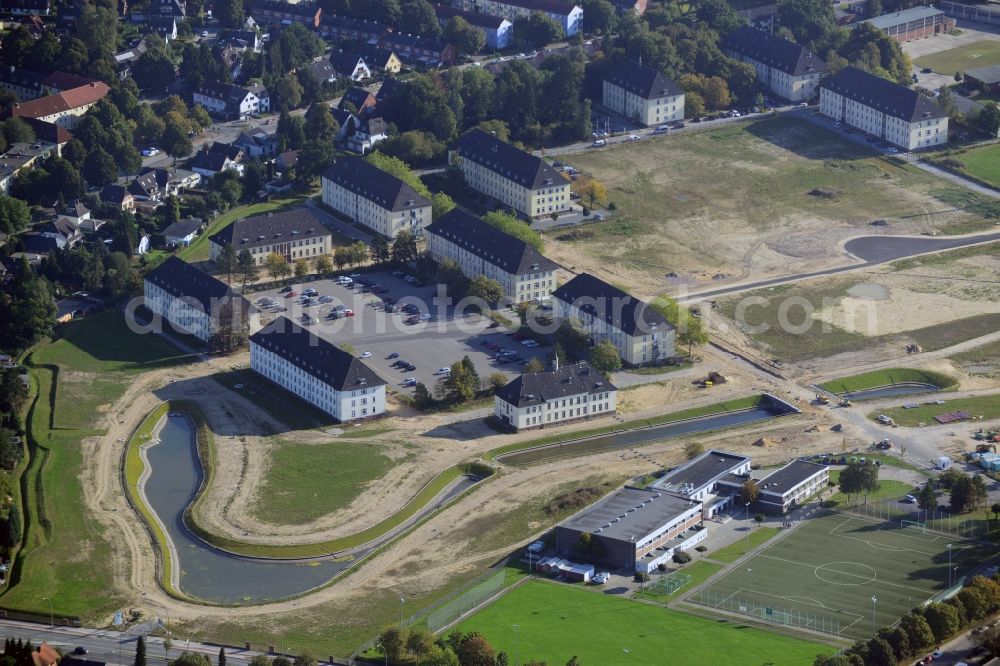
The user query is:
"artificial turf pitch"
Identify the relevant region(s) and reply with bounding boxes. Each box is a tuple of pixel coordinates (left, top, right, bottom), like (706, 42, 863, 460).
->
(689, 511, 998, 639)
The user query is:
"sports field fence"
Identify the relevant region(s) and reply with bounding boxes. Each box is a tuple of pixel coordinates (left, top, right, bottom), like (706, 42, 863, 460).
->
(690, 588, 844, 636)
(840, 498, 994, 541)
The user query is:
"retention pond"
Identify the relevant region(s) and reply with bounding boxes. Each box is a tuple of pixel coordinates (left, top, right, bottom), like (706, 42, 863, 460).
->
(839, 383, 940, 402)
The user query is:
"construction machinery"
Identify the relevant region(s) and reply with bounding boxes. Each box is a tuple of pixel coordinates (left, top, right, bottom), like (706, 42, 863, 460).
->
(839, 398, 852, 407)
(816, 394, 831, 405)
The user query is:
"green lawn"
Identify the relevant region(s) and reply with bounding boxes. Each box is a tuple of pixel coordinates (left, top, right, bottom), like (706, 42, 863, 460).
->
(250, 440, 393, 525)
(872, 393, 1000, 427)
(0, 311, 190, 620)
(914, 40, 1000, 77)
(633, 560, 723, 602)
(691, 512, 999, 640)
(825, 480, 916, 509)
(946, 143, 1000, 189)
(819, 368, 957, 395)
(707, 526, 780, 564)
(454, 580, 835, 665)
(951, 339, 1000, 378)
(175, 196, 305, 263)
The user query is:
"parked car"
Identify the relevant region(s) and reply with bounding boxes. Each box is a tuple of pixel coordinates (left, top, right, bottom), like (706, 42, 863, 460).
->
(591, 139, 606, 147)
(285, 291, 297, 298)
(318, 295, 333, 303)
(360, 351, 371, 358)
(73, 648, 88, 655)
(343, 309, 354, 316)
(592, 572, 610, 584)
(279, 286, 293, 293)
(402, 377, 416, 386)
(304, 288, 317, 296)
(435, 367, 451, 375)
(488, 321, 500, 328)
(387, 352, 400, 359)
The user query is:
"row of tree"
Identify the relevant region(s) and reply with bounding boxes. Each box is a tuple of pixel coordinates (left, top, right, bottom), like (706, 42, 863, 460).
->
(376, 626, 574, 666)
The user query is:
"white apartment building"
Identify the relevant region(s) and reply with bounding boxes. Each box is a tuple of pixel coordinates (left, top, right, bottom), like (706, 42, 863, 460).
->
(208, 208, 333, 266)
(193, 80, 270, 120)
(425, 208, 558, 303)
(552, 273, 676, 367)
(820, 66, 948, 150)
(250, 317, 387, 422)
(723, 26, 826, 102)
(320, 158, 432, 238)
(494, 361, 617, 431)
(602, 60, 684, 126)
(143, 255, 260, 344)
(451, 129, 570, 219)
(454, 0, 582, 36)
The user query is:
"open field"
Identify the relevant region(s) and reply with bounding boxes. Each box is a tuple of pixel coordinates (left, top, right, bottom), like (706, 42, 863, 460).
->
(819, 368, 957, 394)
(690, 512, 999, 640)
(717, 244, 1000, 361)
(707, 526, 780, 564)
(952, 339, 1000, 378)
(0, 311, 189, 619)
(454, 579, 835, 665)
(940, 143, 1000, 189)
(872, 393, 1000, 427)
(250, 439, 394, 525)
(825, 480, 916, 509)
(553, 116, 982, 295)
(914, 41, 1000, 76)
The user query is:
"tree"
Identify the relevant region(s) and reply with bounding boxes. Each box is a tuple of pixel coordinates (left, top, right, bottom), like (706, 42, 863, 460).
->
(46, 158, 84, 202)
(468, 275, 504, 304)
(314, 254, 333, 276)
(589, 340, 621, 374)
(369, 236, 391, 264)
(297, 143, 335, 182)
(273, 75, 304, 111)
(217, 648, 226, 666)
(405, 628, 435, 663)
(937, 86, 960, 120)
(0, 367, 29, 416)
(218, 245, 239, 285)
(917, 482, 937, 512)
(977, 103, 1000, 137)
(236, 249, 258, 288)
(685, 91, 706, 118)
(866, 638, 896, 666)
(0, 196, 31, 236)
(0, 25, 35, 68)
(923, 602, 961, 643)
(956, 586, 989, 622)
(161, 122, 193, 162)
(777, 0, 835, 48)
(684, 442, 705, 460)
(391, 229, 418, 263)
(581, 0, 616, 34)
(412, 382, 433, 409)
(134, 50, 177, 91)
(444, 17, 485, 55)
(304, 103, 338, 143)
(978, 624, 1000, 658)
(523, 358, 545, 373)
(294, 259, 310, 280)
(217, 0, 244, 28)
(265, 252, 291, 281)
(378, 131, 447, 167)
(171, 653, 211, 666)
(578, 179, 607, 208)
(291, 653, 313, 666)
(454, 633, 495, 666)
(515, 11, 564, 49)
(134, 636, 147, 666)
(401, 0, 441, 38)
(5, 506, 21, 550)
(377, 627, 408, 664)
(432, 192, 456, 219)
(162, 638, 172, 662)
(83, 147, 118, 186)
(899, 612, 935, 653)
(740, 479, 759, 504)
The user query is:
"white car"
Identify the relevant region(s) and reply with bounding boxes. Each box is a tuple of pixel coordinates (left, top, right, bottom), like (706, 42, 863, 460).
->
(592, 572, 610, 584)
(402, 377, 416, 386)
(360, 351, 371, 358)
(435, 367, 451, 375)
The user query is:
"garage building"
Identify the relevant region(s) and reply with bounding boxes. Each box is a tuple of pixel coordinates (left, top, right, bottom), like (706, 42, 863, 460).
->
(861, 6, 955, 42)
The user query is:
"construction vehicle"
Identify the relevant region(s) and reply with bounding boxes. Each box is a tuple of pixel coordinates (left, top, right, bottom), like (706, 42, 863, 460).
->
(839, 398, 852, 407)
(816, 394, 830, 405)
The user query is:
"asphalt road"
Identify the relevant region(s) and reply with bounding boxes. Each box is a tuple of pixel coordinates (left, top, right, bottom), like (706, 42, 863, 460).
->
(677, 231, 1000, 302)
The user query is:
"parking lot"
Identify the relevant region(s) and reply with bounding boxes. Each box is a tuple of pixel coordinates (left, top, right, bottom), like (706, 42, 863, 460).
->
(251, 269, 553, 395)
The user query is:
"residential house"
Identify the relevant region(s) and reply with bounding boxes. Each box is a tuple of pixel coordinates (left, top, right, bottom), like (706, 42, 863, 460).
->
(6, 81, 111, 129)
(150, 15, 178, 42)
(345, 116, 387, 154)
(375, 77, 405, 108)
(218, 29, 262, 51)
(193, 80, 269, 119)
(59, 200, 91, 226)
(0, 140, 56, 194)
(247, 0, 321, 28)
(275, 149, 298, 173)
(99, 185, 135, 211)
(723, 26, 827, 102)
(31, 643, 60, 666)
(494, 360, 616, 431)
(21, 233, 64, 254)
(138, 166, 202, 196)
(300, 57, 339, 84)
(321, 157, 432, 238)
(602, 60, 684, 126)
(113, 40, 149, 80)
(454, 0, 582, 37)
(250, 316, 386, 422)
(154, 0, 185, 18)
(451, 128, 571, 219)
(40, 217, 83, 248)
(163, 218, 203, 246)
(217, 44, 244, 80)
(190, 144, 245, 177)
(129, 171, 163, 202)
(434, 5, 512, 49)
(820, 66, 948, 150)
(233, 129, 279, 157)
(318, 13, 388, 44)
(552, 272, 676, 366)
(0, 0, 49, 15)
(144, 255, 260, 344)
(862, 6, 954, 42)
(425, 208, 558, 303)
(329, 51, 371, 81)
(0, 67, 47, 101)
(331, 107, 360, 140)
(208, 208, 333, 265)
(611, 0, 645, 15)
(339, 86, 376, 115)
(20, 117, 72, 155)
(357, 45, 402, 74)
(380, 33, 455, 67)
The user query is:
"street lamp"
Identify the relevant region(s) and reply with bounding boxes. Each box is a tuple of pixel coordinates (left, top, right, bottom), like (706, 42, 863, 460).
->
(947, 544, 953, 588)
(513, 624, 519, 666)
(747, 567, 753, 614)
(871, 596, 878, 637)
(745, 502, 752, 556)
(399, 595, 405, 629)
(41, 597, 53, 628)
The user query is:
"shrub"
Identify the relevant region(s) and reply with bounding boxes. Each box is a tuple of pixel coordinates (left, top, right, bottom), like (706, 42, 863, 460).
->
(754, 513, 765, 522)
(672, 550, 692, 564)
(607, 201, 616, 210)
(581, 206, 590, 216)
(634, 572, 650, 583)
(657, 562, 667, 572)
(695, 545, 707, 552)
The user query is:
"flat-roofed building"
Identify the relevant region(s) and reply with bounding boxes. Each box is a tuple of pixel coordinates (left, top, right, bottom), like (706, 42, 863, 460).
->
(320, 157, 432, 238)
(250, 316, 386, 422)
(965, 65, 1000, 94)
(208, 208, 333, 266)
(820, 66, 948, 150)
(862, 6, 954, 42)
(754, 459, 830, 513)
(425, 209, 558, 303)
(451, 129, 570, 219)
(143, 255, 260, 345)
(556, 486, 706, 573)
(602, 60, 684, 126)
(494, 360, 616, 431)
(651, 449, 752, 517)
(723, 26, 826, 102)
(552, 273, 675, 366)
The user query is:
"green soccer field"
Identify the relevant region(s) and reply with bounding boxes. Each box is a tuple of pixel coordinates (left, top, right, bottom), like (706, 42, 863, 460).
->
(453, 579, 835, 665)
(690, 512, 999, 639)
(914, 40, 1000, 75)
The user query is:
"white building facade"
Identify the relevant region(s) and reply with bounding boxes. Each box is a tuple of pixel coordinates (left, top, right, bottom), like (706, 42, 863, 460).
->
(723, 26, 827, 102)
(602, 61, 684, 126)
(494, 361, 617, 431)
(320, 158, 431, 238)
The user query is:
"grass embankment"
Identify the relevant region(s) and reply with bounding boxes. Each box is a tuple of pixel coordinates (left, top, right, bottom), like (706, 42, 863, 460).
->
(452, 580, 835, 665)
(819, 368, 957, 394)
(825, 480, 916, 509)
(0, 311, 190, 620)
(952, 339, 1000, 378)
(633, 560, 723, 602)
(250, 440, 394, 526)
(213, 369, 334, 432)
(871, 393, 1000, 427)
(706, 526, 780, 563)
(941, 143, 1000, 190)
(485, 395, 767, 461)
(175, 196, 305, 263)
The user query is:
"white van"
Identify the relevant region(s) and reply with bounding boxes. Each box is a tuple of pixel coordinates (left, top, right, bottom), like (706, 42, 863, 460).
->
(337, 276, 353, 286)
(591, 139, 606, 147)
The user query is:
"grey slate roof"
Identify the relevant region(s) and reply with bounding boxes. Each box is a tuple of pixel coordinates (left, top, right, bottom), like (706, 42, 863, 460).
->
(320, 157, 431, 212)
(329, 51, 367, 77)
(433, 4, 508, 29)
(454, 129, 569, 191)
(495, 361, 615, 408)
(425, 209, 557, 276)
(604, 60, 683, 100)
(723, 26, 827, 77)
(163, 218, 203, 239)
(966, 65, 1000, 85)
(339, 87, 375, 111)
(250, 316, 386, 391)
(821, 66, 947, 122)
(209, 208, 329, 250)
(144, 255, 254, 314)
(559, 486, 697, 543)
(863, 5, 944, 29)
(551, 273, 673, 336)
(496, 0, 578, 16)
